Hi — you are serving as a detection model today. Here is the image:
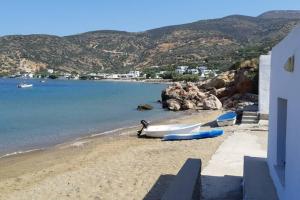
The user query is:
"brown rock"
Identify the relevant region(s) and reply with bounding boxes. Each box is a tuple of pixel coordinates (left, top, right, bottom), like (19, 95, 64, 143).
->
(137, 104, 153, 111)
(166, 99, 181, 111)
(182, 100, 196, 110)
(206, 70, 235, 89)
(203, 95, 222, 110)
(215, 86, 236, 98)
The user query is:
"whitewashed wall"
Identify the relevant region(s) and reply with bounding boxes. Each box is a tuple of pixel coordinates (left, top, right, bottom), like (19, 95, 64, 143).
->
(268, 25, 300, 200)
(259, 54, 271, 116)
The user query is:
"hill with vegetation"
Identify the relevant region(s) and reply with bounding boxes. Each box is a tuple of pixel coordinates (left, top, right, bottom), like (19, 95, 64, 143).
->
(1, 10, 300, 76)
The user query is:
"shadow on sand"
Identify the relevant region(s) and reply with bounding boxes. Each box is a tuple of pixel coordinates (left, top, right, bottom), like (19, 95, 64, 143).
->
(143, 174, 242, 200)
(202, 120, 218, 128)
(143, 174, 175, 200)
(201, 175, 242, 200)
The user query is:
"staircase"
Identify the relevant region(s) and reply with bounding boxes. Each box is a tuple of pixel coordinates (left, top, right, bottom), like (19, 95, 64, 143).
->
(242, 111, 259, 124)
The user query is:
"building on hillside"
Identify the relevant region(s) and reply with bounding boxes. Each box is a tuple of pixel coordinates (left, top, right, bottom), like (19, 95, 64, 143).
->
(197, 66, 207, 71)
(267, 25, 300, 200)
(21, 73, 34, 78)
(200, 69, 217, 78)
(47, 69, 54, 74)
(128, 71, 140, 78)
(187, 68, 199, 75)
(259, 53, 271, 119)
(175, 66, 189, 74)
(106, 74, 119, 79)
(155, 71, 167, 79)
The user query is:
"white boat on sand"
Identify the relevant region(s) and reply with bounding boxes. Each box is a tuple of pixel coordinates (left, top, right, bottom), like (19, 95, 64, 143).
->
(138, 120, 201, 138)
(17, 83, 33, 88)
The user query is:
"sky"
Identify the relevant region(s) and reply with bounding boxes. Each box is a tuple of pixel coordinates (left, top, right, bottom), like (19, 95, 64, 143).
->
(0, 0, 300, 36)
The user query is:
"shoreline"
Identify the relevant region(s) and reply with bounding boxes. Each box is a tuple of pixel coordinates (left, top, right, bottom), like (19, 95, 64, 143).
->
(0, 110, 191, 160)
(1, 77, 174, 84)
(0, 110, 228, 200)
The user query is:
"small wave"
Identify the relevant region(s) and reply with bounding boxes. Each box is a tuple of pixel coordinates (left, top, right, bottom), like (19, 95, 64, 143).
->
(89, 125, 140, 138)
(0, 148, 43, 159)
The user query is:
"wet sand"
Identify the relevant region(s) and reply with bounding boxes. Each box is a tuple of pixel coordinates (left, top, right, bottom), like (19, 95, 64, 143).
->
(0, 110, 231, 200)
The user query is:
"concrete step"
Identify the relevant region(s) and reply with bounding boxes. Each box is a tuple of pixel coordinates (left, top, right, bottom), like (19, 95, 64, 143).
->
(243, 111, 258, 117)
(242, 116, 258, 120)
(243, 156, 278, 200)
(242, 119, 259, 124)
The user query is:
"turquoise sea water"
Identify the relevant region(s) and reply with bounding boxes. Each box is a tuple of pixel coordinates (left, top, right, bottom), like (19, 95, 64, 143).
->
(0, 79, 176, 156)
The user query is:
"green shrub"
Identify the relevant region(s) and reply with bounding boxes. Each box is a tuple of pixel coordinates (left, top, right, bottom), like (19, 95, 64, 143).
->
(172, 74, 199, 82)
(48, 74, 58, 79)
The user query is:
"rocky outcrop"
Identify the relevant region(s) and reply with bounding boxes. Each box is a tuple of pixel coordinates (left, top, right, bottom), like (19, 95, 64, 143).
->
(161, 59, 259, 111)
(203, 95, 222, 110)
(205, 70, 235, 89)
(162, 82, 222, 111)
(166, 99, 181, 111)
(182, 100, 196, 110)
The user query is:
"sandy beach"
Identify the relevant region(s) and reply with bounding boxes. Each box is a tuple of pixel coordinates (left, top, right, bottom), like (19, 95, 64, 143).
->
(0, 110, 231, 200)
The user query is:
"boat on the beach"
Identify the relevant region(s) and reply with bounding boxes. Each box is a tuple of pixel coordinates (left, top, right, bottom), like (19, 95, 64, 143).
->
(138, 120, 201, 138)
(17, 83, 33, 88)
(216, 111, 237, 126)
(163, 129, 224, 141)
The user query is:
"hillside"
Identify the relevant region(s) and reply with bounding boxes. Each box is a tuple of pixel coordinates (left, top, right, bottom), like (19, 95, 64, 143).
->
(1, 10, 300, 75)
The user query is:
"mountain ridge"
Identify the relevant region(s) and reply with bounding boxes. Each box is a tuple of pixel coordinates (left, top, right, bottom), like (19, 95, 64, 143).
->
(0, 10, 300, 75)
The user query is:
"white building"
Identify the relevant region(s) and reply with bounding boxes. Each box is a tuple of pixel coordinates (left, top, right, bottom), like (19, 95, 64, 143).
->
(128, 71, 140, 78)
(200, 69, 217, 78)
(106, 74, 119, 79)
(175, 66, 189, 74)
(268, 25, 300, 200)
(155, 71, 167, 79)
(187, 68, 199, 75)
(47, 69, 54, 74)
(198, 66, 207, 71)
(259, 54, 271, 119)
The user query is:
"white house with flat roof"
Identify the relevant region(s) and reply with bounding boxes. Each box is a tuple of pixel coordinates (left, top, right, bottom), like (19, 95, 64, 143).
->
(259, 54, 271, 119)
(128, 71, 140, 78)
(268, 25, 300, 200)
(187, 68, 199, 75)
(175, 66, 189, 74)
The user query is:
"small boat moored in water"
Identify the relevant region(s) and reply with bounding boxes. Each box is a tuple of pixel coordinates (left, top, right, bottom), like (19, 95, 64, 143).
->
(163, 129, 224, 141)
(17, 83, 33, 88)
(137, 120, 201, 138)
(217, 111, 237, 127)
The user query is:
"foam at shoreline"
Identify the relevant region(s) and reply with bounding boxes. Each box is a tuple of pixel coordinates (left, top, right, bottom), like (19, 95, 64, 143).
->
(0, 112, 187, 159)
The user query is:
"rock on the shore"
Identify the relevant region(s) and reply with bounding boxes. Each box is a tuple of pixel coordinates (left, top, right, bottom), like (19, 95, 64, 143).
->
(166, 99, 181, 111)
(161, 59, 259, 111)
(203, 94, 222, 110)
(206, 70, 235, 89)
(162, 82, 222, 111)
(182, 100, 196, 110)
(137, 104, 153, 111)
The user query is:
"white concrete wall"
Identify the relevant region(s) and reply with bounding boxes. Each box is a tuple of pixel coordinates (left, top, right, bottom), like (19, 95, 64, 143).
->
(259, 54, 271, 115)
(268, 25, 300, 200)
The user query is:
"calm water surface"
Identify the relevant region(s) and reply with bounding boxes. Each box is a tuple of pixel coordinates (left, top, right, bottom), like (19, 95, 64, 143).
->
(0, 79, 176, 156)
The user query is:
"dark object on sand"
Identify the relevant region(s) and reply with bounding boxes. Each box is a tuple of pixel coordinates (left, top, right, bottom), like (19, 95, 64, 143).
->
(137, 120, 149, 136)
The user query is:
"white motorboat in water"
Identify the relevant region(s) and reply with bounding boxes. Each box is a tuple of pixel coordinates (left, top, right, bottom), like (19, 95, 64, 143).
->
(138, 120, 201, 138)
(17, 83, 33, 88)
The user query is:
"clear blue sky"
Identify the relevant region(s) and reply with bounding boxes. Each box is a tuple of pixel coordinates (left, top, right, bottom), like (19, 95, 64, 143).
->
(0, 0, 299, 36)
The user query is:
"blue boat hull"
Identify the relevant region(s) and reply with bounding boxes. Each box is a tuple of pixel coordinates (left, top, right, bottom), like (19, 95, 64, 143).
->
(163, 129, 224, 141)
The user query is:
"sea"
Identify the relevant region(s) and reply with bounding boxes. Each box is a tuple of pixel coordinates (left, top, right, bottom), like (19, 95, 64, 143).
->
(0, 79, 178, 157)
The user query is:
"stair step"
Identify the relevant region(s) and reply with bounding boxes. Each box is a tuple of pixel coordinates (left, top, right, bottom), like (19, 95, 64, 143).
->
(242, 120, 259, 124)
(242, 116, 258, 120)
(243, 111, 258, 116)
